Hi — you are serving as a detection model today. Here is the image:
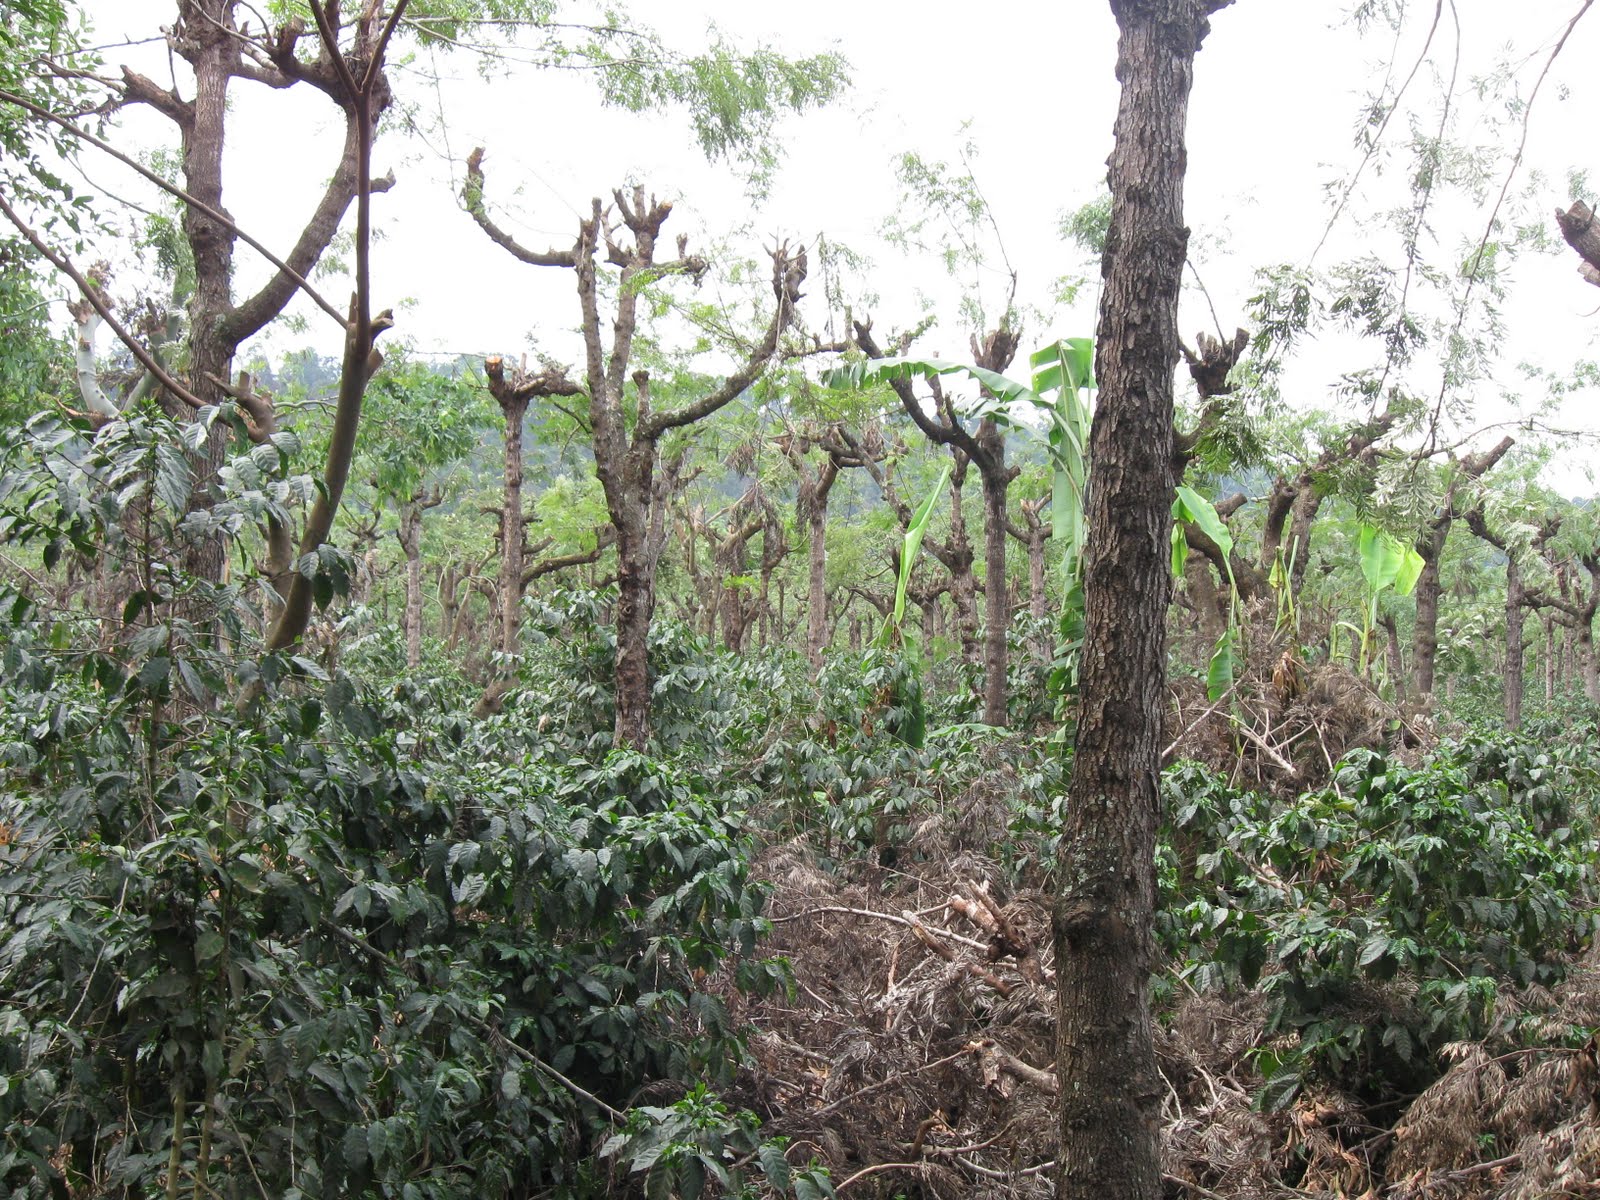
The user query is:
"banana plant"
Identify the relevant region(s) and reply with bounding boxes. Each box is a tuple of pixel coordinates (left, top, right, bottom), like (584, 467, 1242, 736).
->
(1171, 485, 1243, 701)
(1354, 521, 1425, 677)
(824, 339, 1096, 687)
(1029, 339, 1095, 692)
(878, 461, 953, 653)
(870, 461, 951, 748)
(822, 349, 1090, 498)
(1267, 540, 1300, 636)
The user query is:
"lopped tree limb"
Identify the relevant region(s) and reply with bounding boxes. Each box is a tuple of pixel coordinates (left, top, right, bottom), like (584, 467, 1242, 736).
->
(0, 192, 207, 411)
(462, 147, 578, 267)
(1557, 200, 1600, 287)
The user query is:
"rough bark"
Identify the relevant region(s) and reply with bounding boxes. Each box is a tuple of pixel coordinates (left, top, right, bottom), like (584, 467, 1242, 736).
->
(1545, 614, 1557, 703)
(1381, 611, 1406, 700)
(496, 390, 529, 656)
(979, 447, 1012, 723)
(1409, 436, 1513, 701)
(1055, 5, 1228, 1200)
(851, 321, 1021, 725)
(469, 177, 806, 748)
(118, 2, 398, 588)
(804, 461, 837, 666)
(1505, 554, 1525, 729)
(1463, 503, 1531, 730)
(398, 504, 425, 667)
(396, 486, 442, 668)
(1556, 199, 1600, 289)
(944, 459, 980, 667)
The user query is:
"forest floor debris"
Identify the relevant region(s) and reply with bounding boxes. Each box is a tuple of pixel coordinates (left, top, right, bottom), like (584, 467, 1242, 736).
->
(724, 750, 1600, 1200)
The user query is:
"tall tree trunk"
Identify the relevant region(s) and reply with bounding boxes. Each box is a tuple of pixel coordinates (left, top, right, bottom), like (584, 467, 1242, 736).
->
(1381, 611, 1406, 701)
(1545, 613, 1557, 703)
(117, 3, 395, 595)
(1029, 538, 1047, 620)
(396, 488, 441, 669)
(1009, 500, 1052, 663)
(980, 464, 1010, 725)
(1505, 555, 1524, 730)
(614, 520, 654, 748)
(497, 393, 529, 656)
(1410, 439, 1513, 701)
(805, 461, 839, 668)
(946, 460, 979, 666)
(807, 500, 830, 666)
(1055, 5, 1227, 1200)
(1411, 534, 1445, 698)
(440, 561, 461, 644)
(398, 501, 424, 668)
(175, 2, 237, 585)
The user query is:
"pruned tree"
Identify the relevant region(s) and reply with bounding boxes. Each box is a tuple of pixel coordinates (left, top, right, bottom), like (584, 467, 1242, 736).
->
(851, 319, 1022, 725)
(466, 158, 809, 747)
(484, 355, 583, 656)
(1408, 436, 1514, 702)
(782, 421, 886, 667)
(1055, 4, 1232, 1200)
(117, 1, 401, 585)
(2, 1, 405, 668)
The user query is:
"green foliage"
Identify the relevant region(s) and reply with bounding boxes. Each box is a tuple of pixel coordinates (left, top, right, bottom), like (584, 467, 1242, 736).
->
(1351, 521, 1425, 675)
(600, 1085, 832, 1200)
(867, 461, 951, 749)
(1162, 740, 1599, 1103)
(0, 408, 793, 1198)
(1171, 484, 1241, 700)
(605, 38, 848, 186)
(0, 241, 68, 427)
(357, 354, 494, 501)
(0, 0, 98, 214)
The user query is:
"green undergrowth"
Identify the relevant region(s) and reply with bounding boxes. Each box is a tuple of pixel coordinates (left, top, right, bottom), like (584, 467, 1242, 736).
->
(0, 590, 804, 1199)
(1157, 729, 1600, 1106)
(4, 401, 1599, 1196)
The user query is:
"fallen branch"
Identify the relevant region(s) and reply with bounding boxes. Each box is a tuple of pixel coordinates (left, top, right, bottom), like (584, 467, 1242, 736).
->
(808, 1049, 972, 1120)
(1165, 1174, 1229, 1200)
(1234, 718, 1299, 779)
(834, 1162, 928, 1193)
(770, 905, 988, 953)
(905, 911, 1012, 995)
(966, 1038, 1058, 1096)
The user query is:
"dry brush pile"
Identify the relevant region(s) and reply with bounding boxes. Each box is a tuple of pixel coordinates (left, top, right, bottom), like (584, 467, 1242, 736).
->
(715, 715, 1600, 1200)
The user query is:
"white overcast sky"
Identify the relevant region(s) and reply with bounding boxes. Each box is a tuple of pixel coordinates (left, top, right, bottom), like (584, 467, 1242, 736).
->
(65, 1, 1600, 488)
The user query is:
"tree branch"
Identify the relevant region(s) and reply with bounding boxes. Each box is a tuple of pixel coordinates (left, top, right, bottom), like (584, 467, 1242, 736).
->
(0, 193, 207, 411)
(462, 147, 578, 267)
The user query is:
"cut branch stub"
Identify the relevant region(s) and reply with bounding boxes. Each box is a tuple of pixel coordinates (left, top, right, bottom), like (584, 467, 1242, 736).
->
(1556, 200, 1600, 288)
(484, 355, 582, 404)
(1180, 327, 1249, 399)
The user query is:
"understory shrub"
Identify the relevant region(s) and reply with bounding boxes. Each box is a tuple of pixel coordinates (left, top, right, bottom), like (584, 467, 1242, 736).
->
(1162, 740, 1599, 1104)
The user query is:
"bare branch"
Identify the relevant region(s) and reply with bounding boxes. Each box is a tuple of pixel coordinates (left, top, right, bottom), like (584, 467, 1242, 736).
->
(462, 147, 578, 267)
(0, 192, 206, 411)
